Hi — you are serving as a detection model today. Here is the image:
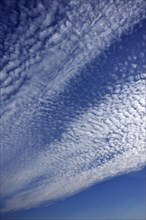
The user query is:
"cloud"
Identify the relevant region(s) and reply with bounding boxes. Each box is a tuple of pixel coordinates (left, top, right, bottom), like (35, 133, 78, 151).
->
(1, 0, 145, 117)
(0, 0, 146, 212)
(1, 76, 146, 211)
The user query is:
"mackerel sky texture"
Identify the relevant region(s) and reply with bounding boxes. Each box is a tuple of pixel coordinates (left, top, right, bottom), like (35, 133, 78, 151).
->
(0, 0, 146, 219)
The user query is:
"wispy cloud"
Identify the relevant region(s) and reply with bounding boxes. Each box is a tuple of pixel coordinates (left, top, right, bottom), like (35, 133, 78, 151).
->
(1, 76, 146, 211)
(1, 0, 145, 117)
(0, 0, 145, 212)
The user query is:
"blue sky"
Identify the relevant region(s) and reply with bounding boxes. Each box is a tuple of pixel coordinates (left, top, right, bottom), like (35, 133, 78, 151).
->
(0, 0, 146, 219)
(1, 167, 146, 220)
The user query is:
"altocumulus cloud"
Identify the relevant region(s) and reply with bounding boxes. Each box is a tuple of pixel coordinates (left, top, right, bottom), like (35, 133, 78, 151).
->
(0, 0, 146, 211)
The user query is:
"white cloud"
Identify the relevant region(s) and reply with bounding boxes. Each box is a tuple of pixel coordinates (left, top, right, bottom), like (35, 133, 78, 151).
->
(1, 76, 146, 211)
(0, 0, 146, 212)
(1, 0, 145, 118)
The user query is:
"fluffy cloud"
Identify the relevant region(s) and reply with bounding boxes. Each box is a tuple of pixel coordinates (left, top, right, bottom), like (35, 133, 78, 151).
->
(0, 0, 145, 212)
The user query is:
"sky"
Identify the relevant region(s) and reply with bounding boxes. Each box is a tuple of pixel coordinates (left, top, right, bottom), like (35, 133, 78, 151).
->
(0, 0, 146, 219)
(1, 168, 146, 220)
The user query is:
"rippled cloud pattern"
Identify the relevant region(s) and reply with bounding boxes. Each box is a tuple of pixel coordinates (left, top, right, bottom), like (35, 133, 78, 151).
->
(0, 0, 146, 212)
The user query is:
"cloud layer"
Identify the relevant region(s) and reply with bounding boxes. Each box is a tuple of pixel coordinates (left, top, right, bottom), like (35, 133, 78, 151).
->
(0, 0, 146, 212)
